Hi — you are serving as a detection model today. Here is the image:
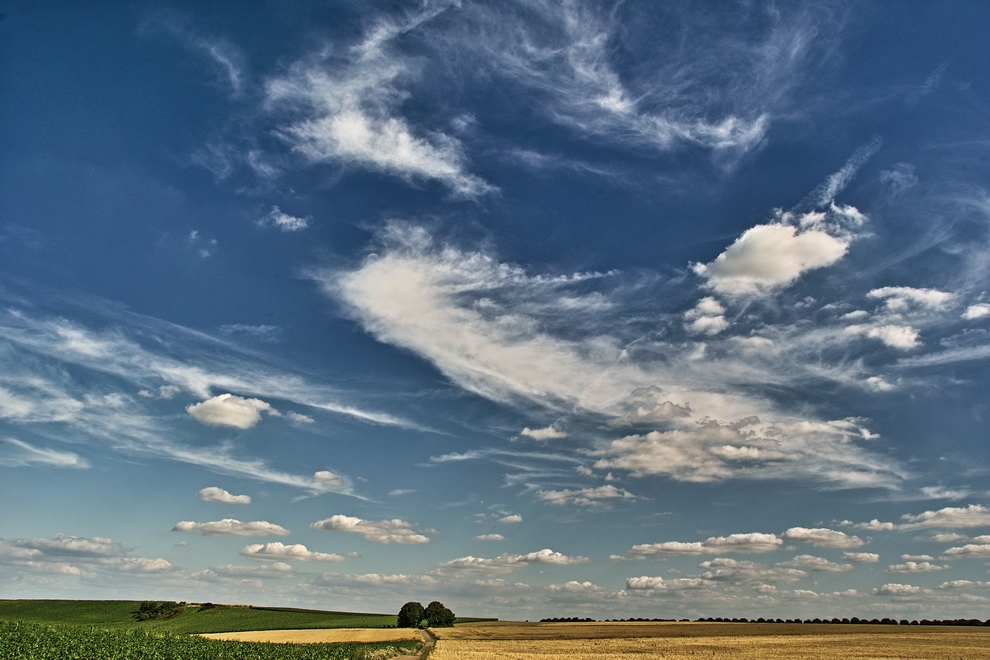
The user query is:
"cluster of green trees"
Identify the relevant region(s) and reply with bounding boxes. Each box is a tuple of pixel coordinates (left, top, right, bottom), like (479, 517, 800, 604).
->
(133, 601, 187, 621)
(397, 601, 455, 628)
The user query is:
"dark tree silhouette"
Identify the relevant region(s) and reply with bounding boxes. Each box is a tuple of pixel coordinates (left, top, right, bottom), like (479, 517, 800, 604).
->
(424, 600, 455, 627)
(397, 601, 425, 628)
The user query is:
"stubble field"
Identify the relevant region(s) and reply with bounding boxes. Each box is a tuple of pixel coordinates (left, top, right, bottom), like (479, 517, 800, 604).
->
(429, 621, 990, 659)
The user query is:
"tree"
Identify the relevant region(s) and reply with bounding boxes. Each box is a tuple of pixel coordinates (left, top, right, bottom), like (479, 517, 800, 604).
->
(397, 601, 425, 628)
(424, 600, 455, 627)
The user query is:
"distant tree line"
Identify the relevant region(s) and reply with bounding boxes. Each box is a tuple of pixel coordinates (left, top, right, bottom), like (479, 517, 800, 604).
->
(539, 616, 990, 627)
(397, 601, 455, 628)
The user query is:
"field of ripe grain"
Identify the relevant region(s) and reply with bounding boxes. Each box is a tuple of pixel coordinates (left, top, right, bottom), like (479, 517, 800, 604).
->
(201, 627, 423, 644)
(429, 621, 990, 659)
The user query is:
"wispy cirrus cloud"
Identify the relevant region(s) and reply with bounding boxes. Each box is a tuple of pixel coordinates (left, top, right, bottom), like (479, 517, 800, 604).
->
(0, 437, 88, 469)
(454, 1, 838, 161)
(264, 4, 494, 198)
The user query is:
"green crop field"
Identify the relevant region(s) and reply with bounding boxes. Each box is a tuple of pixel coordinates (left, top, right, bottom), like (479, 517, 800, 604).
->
(0, 621, 420, 660)
(0, 600, 397, 634)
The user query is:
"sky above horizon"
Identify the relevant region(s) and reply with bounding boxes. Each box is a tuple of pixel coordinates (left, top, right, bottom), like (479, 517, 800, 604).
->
(2, 0, 990, 621)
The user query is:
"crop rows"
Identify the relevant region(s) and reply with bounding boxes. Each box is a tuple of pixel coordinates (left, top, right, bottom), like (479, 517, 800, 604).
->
(0, 621, 418, 660)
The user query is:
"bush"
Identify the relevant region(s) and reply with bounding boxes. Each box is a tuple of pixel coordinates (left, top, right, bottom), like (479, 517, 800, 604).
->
(397, 602, 425, 628)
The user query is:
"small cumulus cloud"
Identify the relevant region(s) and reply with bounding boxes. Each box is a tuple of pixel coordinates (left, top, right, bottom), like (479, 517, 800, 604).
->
(842, 552, 879, 563)
(867, 287, 953, 313)
(475, 534, 505, 541)
(627, 533, 782, 558)
(258, 206, 309, 232)
(311, 515, 431, 544)
(197, 487, 251, 505)
(240, 542, 344, 562)
(537, 484, 637, 507)
(186, 393, 277, 429)
(963, 304, 990, 320)
(498, 514, 522, 524)
(693, 203, 865, 297)
(684, 297, 728, 335)
(520, 426, 567, 440)
(172, 519, 290, 537)
(886, 561, 948, 573)
(776, 555, 853, 572)
(782, 527, 864, 548)
(433, 549, 589, 576)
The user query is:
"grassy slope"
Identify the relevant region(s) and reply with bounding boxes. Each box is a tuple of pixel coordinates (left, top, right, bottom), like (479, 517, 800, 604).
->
(0, 600, 397, 634)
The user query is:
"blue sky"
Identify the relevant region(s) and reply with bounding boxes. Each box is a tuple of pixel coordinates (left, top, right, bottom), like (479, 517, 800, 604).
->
(2, 0, 990, 620)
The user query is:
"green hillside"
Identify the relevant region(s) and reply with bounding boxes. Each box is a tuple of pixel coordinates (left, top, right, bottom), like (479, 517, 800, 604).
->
(0, 600, 397, 634)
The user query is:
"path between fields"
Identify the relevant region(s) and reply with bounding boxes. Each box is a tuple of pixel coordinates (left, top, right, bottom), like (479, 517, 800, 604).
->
(395, 629, 435, 659)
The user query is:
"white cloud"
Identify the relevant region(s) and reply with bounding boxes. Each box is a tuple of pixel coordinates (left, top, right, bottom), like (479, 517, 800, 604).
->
(206, 563, 294, 579)
(685, 297, 728, 335)
(312, 471, 351, 492)
(628, 533, 781, 558)
(311, 515, 430, 544)
(498, 514, 522, 524)
(0, 437, 89, 469)
(941, 544, 990, 559)
(874, 583, 922, 596)
(776, 555, 853, 572)
(901, 554, 934, 561)
(433, 549, 589, 575)
(0, 534, 171, 579)
(842, 552, 879, 563)
(197, 487, 251, 505)
(286, 411, 314, 424)
(963, 303, 990, 320)
(867, 287, 953, 312)
(593, 418, 891, 488)
(520, 426, 567, 440)
(899, 504, 990, 530)
(475, 534, 505, 541)
(855, 519, 897, 531)
(866, 324, 920, 350)
(781, 527, 864, 548)
(239, 542, 344, 562)
(186, 393, 276, 429)
(625, 576, 709, 591)
(258, 206, 309, 232)
(693, 222, 849, 296)
(264, 8, 493, 198)
(9, 534, 125, 558)
(699, 558, 807, 584)
(932, 533, 968, 543)
(537, 484, 637, 507)
(887, 561, 946, 573)
(172, 519, 290, 537)
(940, 580, 990, 590)
(322, 224, 903, 491)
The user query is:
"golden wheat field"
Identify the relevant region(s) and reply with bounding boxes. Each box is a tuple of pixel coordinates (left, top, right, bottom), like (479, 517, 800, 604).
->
(200, 627, 423, 644)
(429, 621, 990, 659)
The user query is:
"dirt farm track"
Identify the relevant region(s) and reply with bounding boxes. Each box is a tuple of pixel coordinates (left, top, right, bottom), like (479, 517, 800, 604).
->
(427, 621, 990, 660)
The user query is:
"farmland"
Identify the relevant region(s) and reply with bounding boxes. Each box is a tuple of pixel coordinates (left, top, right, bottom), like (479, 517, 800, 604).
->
(0, 621, 421, 660)
(0, 599, 396, 634)
(430, 621, 990, 660)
